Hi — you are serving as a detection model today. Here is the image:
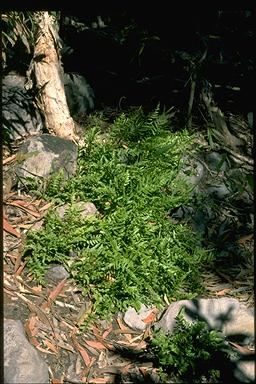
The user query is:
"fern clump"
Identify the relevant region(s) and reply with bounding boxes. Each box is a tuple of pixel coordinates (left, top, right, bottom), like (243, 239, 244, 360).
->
(110, 104, 174, 142)
(24, 106, 212, 319)
(149, 310, 235, 383)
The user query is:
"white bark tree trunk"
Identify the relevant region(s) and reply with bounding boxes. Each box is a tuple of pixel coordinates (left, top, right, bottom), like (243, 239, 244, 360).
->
(31, 12, 78, 141)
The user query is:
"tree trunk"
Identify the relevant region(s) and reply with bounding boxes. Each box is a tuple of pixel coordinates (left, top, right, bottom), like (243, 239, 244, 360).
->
(31, 12, 78, 141)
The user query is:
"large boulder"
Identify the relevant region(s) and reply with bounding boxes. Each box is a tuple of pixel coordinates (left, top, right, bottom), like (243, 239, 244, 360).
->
(2, 72, 44, 141)
(3, 71, 95, 142)
(155, 298, 254, 338)
(15, 134, 78, 183)
(63, 72, 95, 118)
(4, 318, 49, 383)
(55, 201, 98, 220)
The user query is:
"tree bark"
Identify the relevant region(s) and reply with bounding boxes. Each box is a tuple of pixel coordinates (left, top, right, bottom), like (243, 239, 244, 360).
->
(31, 12, 78, 141)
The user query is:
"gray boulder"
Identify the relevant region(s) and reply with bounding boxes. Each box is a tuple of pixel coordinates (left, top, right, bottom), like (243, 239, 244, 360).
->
(155, 298, 254, 337)
(15, 134, 78, 183)
(3, 71, 95, 143)
(2, 72, 44, 141)
(178, 155, 205, 187)
(204, 151, 229, 172)
(55, 201, 98, 220)
(123, 304, 154, 332)
(44, 265, 70, 283)
(4, 318, 49, 383)
(63, 72, 95, 118)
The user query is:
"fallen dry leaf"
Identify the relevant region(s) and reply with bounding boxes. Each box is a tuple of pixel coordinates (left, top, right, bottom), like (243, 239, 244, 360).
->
(229, 341, 255, 355)
(56, 340, 75, 353)
(90, 324, 101, 337)
(15, 261, 27, 277)
(142, 308, 158, 323)
(87, 377, 114, 384)
(17, 223, 34, 229)
(31, 285, 43, 294)
(76, 302, 93, 326)
(143, 326, 152, 340)
(116, 317, 127, 331)
(116, 339, 147, 350)
(7, 200, 41, 218)
(7, 199, 32, 208)
(115, 317, 134, 342)
(163, 293, 171, 305)
(29, 336, 41, 348)
(15, 292, 55, 334)
(51, 378, 63, 384)
(79, 347, 92, 368)
(71, 334, 91, 366)
(48, 278, 68, 302)
(120, 363, 134, 374)
(25, 314, 39, 337)
(3, 154, 16, 165)
(3, 218, 21, 238)
(75, 355, 83, 375)
(43, 339, 58, 354)
(60, 319, 77, 332)
(139, 367, 148, 377)
(36, 345, 56, 355)
(215, 288, 232, 296)
(80, 356, 97, 380)
(39, 201, 54, 212)
(237, 233, 254, 244)
(85, 339, 107, 350)
(102, 325, 113, 340)
(129, 334, 143, 344)
(112, 328, 139, 335)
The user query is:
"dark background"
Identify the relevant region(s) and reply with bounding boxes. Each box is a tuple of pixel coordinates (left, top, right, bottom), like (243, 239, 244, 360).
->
(59, 10, 255, 114)
(4, 9, 255, 117)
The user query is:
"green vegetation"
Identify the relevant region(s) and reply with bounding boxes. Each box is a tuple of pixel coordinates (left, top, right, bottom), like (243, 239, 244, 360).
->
(149, 310, 236, 383)
(24, 106, 212, 319)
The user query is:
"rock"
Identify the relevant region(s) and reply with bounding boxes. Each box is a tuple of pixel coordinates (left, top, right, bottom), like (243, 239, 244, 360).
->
(123, 304, 154, 332)
(3, 167, 17, 196)
(171, 205, 214, 236)
(44, 265, 69, 283)
(178, 155, 205, 186)
(234, 358, 255, 383)
(3, 72, 44, 141)
(155, 298, 254, 338)
(223, 304, 254, 338)
(55, 201, 97, 220)
(190, 207, 214, 234)
(4, 318, 49, 383)
(30, 219, 44, 231)
(206, 182, 231, 199)
(204, 151, 229, 172)
(3, 71, 94, 143)
(15, 134, 78, 184)
(63, 72, 95, 118)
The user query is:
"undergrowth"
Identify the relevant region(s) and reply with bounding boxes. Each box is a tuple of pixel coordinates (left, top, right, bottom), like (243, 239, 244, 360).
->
(24, 106, 212, 319)
(149, 309, 237, 383)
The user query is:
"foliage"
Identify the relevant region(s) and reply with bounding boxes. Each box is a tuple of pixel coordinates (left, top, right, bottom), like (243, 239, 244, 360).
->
(24, 107, 212, 319)
(2, 11, 61, 72)
(149, 310, 235, 383)
(1, 12, 35, 69)
(110, 104, 175, 142)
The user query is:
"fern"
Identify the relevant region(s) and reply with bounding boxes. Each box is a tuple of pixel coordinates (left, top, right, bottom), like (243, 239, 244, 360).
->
(24, 107, 210, 320)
